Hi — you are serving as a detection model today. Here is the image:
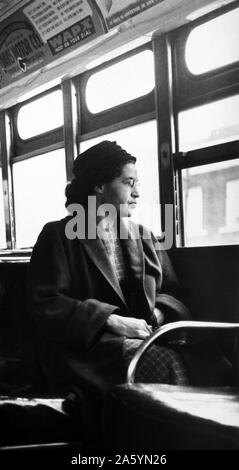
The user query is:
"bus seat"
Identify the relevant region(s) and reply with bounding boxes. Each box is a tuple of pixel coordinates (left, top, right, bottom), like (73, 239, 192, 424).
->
(233, 332, 239, 386)
(0, 261, 40, 396)
(0, 262, 80, 450)
(103, 321, 239, 450)
(127, 321, 239, 387)
(0, 255, 239, 450)
(170, 246, 239, 362)
(0, 396, 80, 447)
(104, 383, 239, 450)
(169, 246, 239, 324)
(0, 261, 102, 450)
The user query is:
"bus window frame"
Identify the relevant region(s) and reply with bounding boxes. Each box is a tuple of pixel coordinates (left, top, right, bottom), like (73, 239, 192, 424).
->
(168, 2, 239, 247)
(171, 2, 239, 112)
(174, 141, 239, 171)
(78, 43, 156, 137)
(3, 2, 239, 252)
(11, 85, 64, 159)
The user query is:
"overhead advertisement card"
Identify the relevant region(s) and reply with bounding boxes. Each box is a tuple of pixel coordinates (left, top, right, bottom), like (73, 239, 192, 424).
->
(23, 0, 95, 55)
(0, 10, 46, 89)
(0, 1, 103, 89)
(96, 0, 165, 29)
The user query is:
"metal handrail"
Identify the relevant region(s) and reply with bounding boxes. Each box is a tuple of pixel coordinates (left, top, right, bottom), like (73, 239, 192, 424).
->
(127, 320, 239, 384)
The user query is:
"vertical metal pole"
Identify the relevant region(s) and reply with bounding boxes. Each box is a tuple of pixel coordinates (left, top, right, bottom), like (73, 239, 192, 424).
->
(153, 34, 177, 247)
(62, 79, 78, 183)
(0, 111, 16, 249)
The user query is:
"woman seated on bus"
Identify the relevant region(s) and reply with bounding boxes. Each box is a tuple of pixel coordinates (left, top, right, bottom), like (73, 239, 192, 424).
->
(27, 141, 191, 402)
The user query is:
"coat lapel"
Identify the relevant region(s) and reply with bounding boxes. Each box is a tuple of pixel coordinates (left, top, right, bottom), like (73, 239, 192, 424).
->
(120, 221, 144, 286)
(79, 219, 156, 315)
(79, 237, 126, 306)
(120, 220, 153, 314)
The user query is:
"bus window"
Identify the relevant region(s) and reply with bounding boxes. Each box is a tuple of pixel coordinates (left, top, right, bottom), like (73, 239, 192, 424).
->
(185, 6, 239, 75)
(0, 169, 6, 249)
(85, 50, 154, 113)
(81, 121, 161, 235)
(182, 159, 239, 246)
(183, 185, 205, 238)
(17, 89, 63, 140)
(13, 149, 67, 248)
(223, 178, 239, 234)
(178, 94, 239, 152)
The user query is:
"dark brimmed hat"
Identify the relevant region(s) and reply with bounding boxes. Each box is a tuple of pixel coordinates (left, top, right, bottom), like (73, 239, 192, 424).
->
(65, 140, 136, 207)
(73, 140, 135, 177)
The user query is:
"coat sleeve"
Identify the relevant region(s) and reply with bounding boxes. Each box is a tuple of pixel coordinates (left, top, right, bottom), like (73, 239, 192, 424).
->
(27, 223, 119, 351)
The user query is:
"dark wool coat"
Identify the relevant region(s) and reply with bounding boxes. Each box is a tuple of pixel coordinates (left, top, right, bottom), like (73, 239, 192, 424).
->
(27, 217, 190, 397)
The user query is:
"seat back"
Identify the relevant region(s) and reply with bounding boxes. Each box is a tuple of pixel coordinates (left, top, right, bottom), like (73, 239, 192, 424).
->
(233, 332, 239, 386)
(0, 261, 40, 394)
(170, 245, 239, 323)
(170, 245, 239, 364)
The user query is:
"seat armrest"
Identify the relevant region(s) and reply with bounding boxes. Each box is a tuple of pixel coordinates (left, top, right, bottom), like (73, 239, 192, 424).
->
(127, 321, 239, 384)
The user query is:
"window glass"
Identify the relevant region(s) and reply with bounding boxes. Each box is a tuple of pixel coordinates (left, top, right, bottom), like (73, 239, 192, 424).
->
(17, 90, 63, 139)
(223, 179, 239, 233)
(85, 50, 154, 113)
(0, 168, 6, 249)
(183, 186, 205, 237)
(13, 149, 67, 248)
(182, 159, 239, 246)
(80, 121, 161, 235)
(185, 7, 239, 74)
(179, 94, 239, 151)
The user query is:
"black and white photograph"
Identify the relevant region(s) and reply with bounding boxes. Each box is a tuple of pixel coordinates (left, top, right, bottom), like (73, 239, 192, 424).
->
(0, 0, 238, 465)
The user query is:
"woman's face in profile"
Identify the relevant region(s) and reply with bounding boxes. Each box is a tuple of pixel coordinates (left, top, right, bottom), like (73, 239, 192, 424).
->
(101, 163, 139, 217)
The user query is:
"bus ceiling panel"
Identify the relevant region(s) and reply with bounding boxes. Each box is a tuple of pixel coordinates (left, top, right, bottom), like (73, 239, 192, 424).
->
(0, 0, 235, 109)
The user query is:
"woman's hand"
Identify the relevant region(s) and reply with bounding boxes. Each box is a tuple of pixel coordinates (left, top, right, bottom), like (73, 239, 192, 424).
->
(106, 314, 152, 339)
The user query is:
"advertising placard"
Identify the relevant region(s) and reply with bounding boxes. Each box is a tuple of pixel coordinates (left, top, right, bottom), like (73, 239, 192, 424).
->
(96, 0, 165, 29)
(0, 12, 46, 88)
(24, 0, 95, 55)
(0, 1, 103, 88)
